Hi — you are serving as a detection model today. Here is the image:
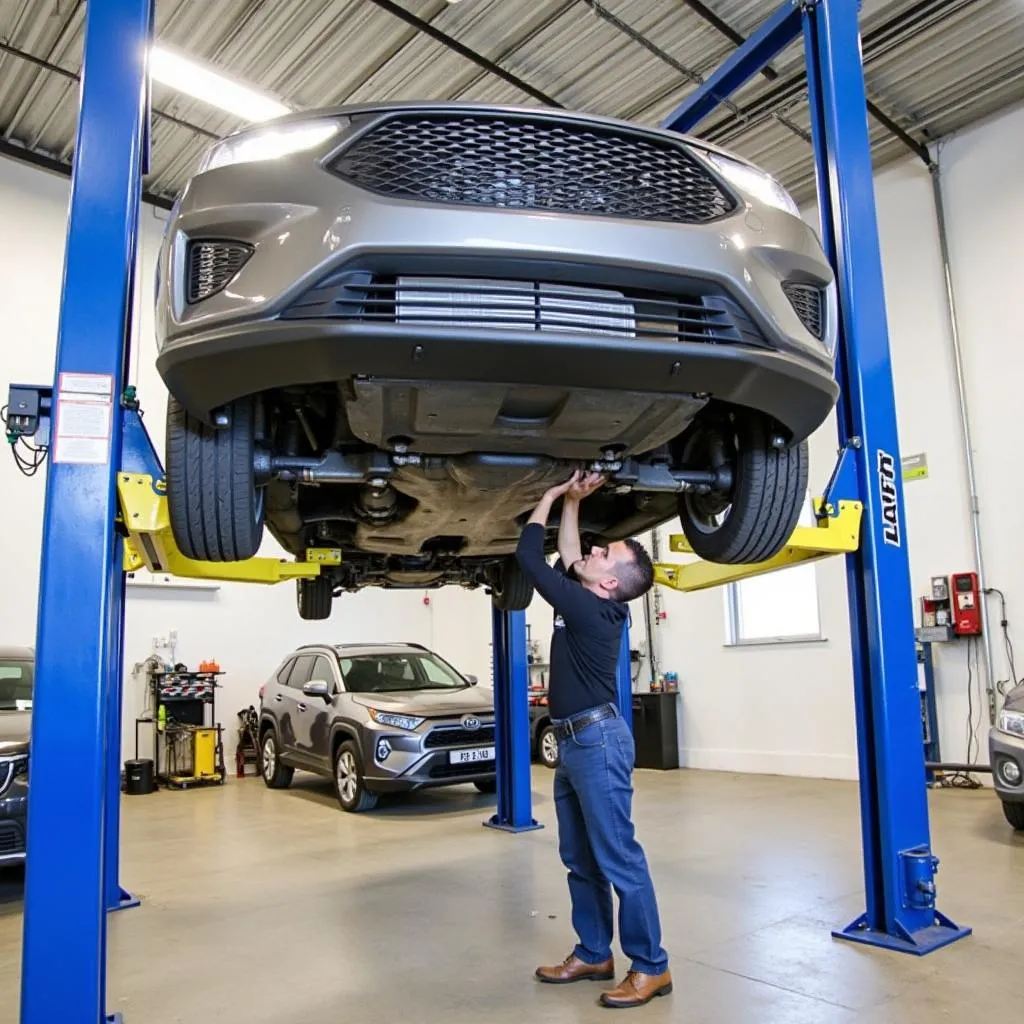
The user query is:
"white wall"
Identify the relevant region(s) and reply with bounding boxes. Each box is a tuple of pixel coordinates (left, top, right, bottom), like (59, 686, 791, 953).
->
(0, 157, 494, 766)
(652, 101, 1024, 779)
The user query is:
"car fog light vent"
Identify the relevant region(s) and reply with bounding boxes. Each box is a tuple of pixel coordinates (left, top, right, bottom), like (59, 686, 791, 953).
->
(1000, 759, 1022, 786)
(781, 281, 825, 340)
(186, 240, 253, 304)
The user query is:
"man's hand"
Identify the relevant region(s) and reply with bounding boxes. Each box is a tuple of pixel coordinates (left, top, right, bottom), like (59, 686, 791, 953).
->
(541, 470, 581, 505)
(566, 471, 605, 503)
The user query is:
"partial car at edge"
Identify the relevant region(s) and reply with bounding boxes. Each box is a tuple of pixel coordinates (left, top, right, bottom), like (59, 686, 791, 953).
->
(0, 646, 32, 867)
(989, 683, 1024, 830)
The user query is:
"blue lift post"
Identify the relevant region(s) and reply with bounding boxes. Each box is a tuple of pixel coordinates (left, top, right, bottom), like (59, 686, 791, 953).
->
(664, 0, 969, 954)
(486, 608, 542, 833)
(20, 1, 151, 1022)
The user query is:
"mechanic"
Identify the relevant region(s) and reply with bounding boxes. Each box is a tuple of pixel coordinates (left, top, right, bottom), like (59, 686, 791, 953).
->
(516, 471, 671, 1009)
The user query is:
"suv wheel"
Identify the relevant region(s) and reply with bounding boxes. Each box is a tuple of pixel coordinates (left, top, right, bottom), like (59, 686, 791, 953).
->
(1002, 800, 1024, 831)
(334, 740, 378, 813)
(474, 779, 497, 794)
(538, 724, 560, 769)
(491, 556, 534, 611)
(166, 395, 265, 561)
(261, 730, 294, 789)
(678, 410, 808, 565)
(297, 575, 333, 620)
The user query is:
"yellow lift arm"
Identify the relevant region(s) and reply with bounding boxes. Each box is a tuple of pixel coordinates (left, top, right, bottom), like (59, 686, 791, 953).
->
(117, 473, 340, 585)
(653, 499, 862, 593)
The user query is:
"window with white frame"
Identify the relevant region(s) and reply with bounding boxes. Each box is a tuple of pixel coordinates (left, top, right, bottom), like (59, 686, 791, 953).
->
(723, 497, 822, 644)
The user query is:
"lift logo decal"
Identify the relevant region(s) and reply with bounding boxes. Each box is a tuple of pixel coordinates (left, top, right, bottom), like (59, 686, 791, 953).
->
(877, 450, 901, 546)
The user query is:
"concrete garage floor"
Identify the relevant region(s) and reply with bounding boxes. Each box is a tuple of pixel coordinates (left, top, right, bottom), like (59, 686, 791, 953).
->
(0, 769, 1021, 1023)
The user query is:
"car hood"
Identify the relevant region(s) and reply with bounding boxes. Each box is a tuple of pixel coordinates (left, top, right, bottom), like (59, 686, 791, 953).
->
(1004, 682, 1024, 713)
(351, 687, 494, 718)
(0, 710, 31, 755)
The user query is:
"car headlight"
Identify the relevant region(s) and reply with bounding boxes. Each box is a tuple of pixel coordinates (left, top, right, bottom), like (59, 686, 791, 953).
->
(197, 119, 346, 173)
(368, 709, 425, 731)
(703, 152, 800, 217)
(999, 709, 1024, 737)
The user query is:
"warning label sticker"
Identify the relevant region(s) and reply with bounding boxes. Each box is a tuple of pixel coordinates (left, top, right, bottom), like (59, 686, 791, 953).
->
(52, 373, 114, 465)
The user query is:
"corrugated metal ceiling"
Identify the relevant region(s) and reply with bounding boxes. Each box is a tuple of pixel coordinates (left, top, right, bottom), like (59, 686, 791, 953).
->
(0, 0, 1021, 205)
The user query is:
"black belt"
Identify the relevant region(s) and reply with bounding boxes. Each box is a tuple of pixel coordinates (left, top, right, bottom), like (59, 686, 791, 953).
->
(553, 703, 618, 742)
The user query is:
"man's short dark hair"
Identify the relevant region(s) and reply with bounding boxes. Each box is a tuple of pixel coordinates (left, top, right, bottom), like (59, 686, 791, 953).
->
(613, 538, 655, 603)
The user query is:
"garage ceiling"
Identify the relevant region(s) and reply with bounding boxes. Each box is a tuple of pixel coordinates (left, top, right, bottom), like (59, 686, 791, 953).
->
(0, 0, 1022, 206)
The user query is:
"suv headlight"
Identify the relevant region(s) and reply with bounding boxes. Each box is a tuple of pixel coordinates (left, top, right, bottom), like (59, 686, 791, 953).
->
(999, 709, 1024, 737)
(368, 709, 425, 731)
(197, 119, 346, 173)
(703, 152, 800, 217)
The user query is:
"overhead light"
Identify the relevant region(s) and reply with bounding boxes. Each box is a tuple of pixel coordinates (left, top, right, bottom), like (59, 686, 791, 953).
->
(149, 45, 291, 123)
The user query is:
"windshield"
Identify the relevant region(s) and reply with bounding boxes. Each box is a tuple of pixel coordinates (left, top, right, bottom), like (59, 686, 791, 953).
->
(338, 652, 466, 693)
(0, 660, 34, 711)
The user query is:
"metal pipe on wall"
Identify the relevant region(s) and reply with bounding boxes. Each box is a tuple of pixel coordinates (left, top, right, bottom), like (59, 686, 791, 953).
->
(930, 157, 998, 722)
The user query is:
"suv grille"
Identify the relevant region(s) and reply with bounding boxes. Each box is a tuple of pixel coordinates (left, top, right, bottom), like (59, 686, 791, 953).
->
(0, 821, 25, 856)
(186, 240, 253, 304)
(424, 724, 496, 749)
(782, 282, 825, 340)
(328, 113, 735, 224)
(282, 273, 768, 348)
(428, 760, 495, 780)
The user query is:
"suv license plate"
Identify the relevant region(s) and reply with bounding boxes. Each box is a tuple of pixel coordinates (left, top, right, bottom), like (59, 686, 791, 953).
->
(449, 747, 495, 765)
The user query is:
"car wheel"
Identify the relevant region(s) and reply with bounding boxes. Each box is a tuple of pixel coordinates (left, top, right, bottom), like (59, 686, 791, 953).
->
(538, 725, 560, 769)
(333, 740, 378, 813)
(491, 556, 534, 611)
(297, 575, 333, 620)
(1002, 800, 1024, 831)
(473, 778, 497, 794)
(260, 730, 294, 789)
(677, 410, 808, 565)
(166, 395, 265, 561)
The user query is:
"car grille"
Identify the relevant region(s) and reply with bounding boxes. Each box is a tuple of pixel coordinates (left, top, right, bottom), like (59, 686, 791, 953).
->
(782, 282, 825, 340)
(282, 273, 768, 347)
(186, 240, 253, 304)
(0, 821, 25, 856)
(424, 724, 496, 749)
(328, 113, 736, 224)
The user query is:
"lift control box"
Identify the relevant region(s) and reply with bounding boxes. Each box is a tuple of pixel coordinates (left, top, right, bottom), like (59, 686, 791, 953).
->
(951, 572, 982, 636)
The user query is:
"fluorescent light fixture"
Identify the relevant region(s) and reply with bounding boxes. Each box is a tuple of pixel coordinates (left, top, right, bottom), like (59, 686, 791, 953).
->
(149, 45, 291, 123)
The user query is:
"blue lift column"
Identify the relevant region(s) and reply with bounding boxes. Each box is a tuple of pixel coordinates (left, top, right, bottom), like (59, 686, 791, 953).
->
(20, 1, 152, 1022)
(485, 608, 541, 833)
(662, 0, 969, 954)
(616, 624, 633, 729)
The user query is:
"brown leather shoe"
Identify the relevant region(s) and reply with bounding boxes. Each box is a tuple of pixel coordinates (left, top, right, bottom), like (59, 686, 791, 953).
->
(599, 970, 673, 1008)
(536, 953, 615, 984)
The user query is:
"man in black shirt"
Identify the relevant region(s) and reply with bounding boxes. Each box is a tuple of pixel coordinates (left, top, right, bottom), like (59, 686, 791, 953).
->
(516, 472, 670, 1009)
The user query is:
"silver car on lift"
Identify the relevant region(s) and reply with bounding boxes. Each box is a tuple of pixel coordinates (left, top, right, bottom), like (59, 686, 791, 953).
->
(258, 642, 495, 812)
(0, 646, 32, 867)
(155, 102, 839, 618)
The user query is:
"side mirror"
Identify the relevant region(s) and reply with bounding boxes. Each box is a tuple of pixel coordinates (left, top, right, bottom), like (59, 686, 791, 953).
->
(465, 674, 478, 686)
(303, 680, 331, 701)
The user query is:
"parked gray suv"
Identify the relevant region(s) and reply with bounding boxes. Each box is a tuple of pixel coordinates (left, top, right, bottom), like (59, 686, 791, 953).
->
(258, 642, 495, 812)
(0, 646, 32, 867)
(990, 682, 1024, 830)
(155, 102, 839, 619)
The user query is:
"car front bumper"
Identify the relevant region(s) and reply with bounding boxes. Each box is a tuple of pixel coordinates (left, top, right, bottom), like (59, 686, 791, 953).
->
(989, 728, 1024, 802)
(362, 720, 496, 792)
(0, 776, 28, 867)
(156, 150, 838, 442)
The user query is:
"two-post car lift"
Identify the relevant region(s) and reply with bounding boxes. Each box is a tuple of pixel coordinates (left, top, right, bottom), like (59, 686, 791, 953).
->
(17, 1, 969, 1021)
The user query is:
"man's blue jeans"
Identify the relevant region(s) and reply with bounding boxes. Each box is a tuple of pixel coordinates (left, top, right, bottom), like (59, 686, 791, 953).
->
(553, 711, 669, 976)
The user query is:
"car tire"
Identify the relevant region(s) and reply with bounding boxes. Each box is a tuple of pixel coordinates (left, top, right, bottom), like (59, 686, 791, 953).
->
(491, 556, 534, 611)
(260, 730, 294, 789)
(537, 724, 561, 769)
(1002, 800, 1024, 831)
(297, 575, 333, 620)
(166, 395, 265, 562)
(678, 410, 809, 565)
(333, 740, 378, 813)
(474, 779, 497, 794)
